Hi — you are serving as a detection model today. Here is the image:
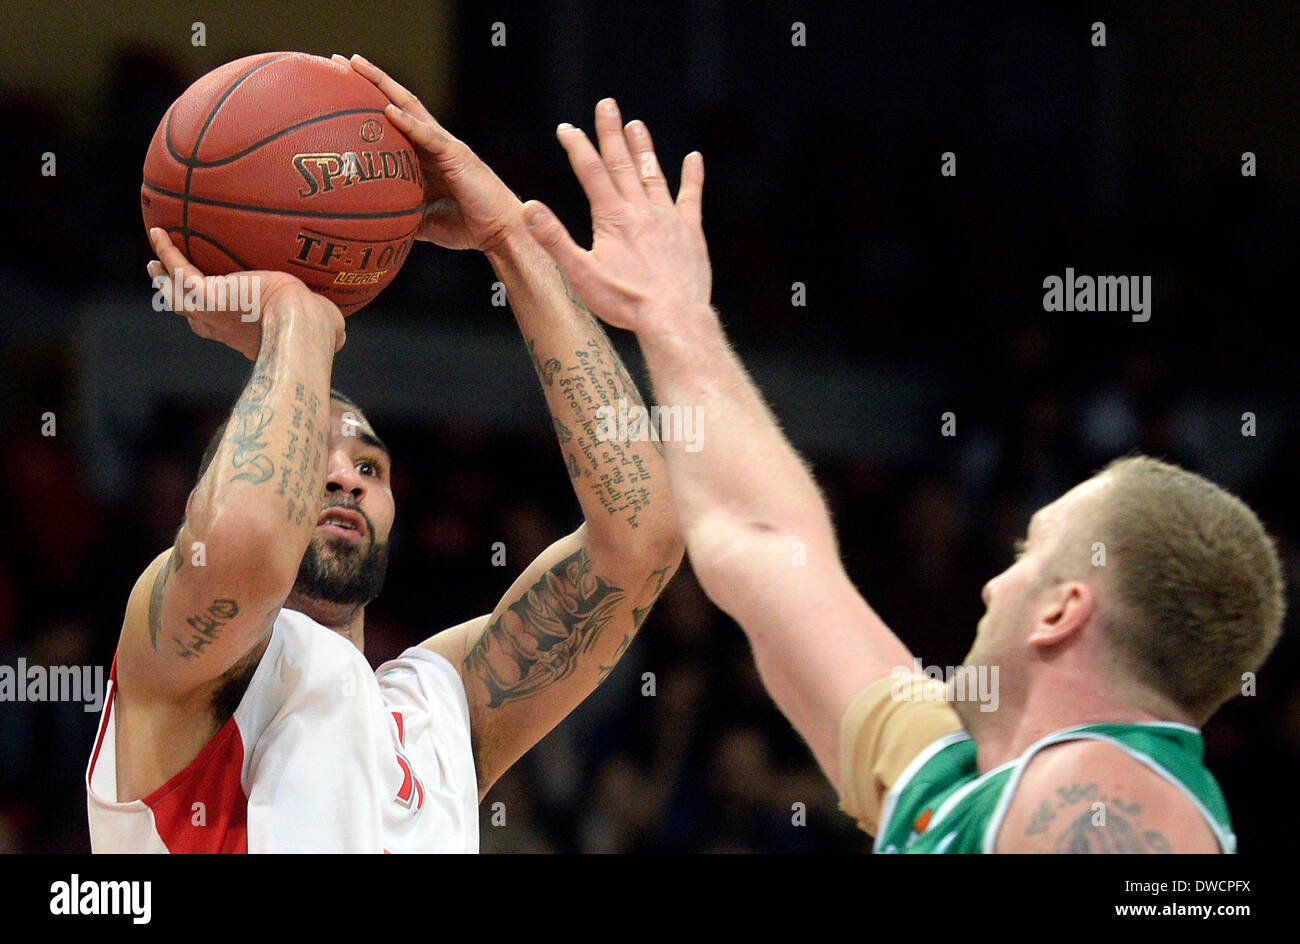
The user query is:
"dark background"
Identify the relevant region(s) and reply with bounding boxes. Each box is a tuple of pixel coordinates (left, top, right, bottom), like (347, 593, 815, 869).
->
(1, 0, 1297, 853)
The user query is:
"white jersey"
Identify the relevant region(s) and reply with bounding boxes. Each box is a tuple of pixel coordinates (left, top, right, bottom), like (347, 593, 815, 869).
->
(86, 608, 479, 853)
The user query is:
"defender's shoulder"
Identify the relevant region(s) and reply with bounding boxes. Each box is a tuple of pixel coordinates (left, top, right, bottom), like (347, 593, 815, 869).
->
(995, 736, 1221, 853)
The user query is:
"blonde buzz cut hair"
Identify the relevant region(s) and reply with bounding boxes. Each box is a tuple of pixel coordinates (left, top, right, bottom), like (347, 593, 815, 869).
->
(1087, 455, 1286, 723)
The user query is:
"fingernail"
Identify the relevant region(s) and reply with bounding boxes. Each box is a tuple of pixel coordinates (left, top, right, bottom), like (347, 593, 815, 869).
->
(557, 122, 574, 133)
(627, 120, 647, 136)
(599, 99, 617, 114)
(524, 206, 546, 226)
(353, 53, 370, 65)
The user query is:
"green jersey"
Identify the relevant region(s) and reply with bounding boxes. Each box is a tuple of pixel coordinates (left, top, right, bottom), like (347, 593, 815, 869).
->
(874, 722, 1235, 853)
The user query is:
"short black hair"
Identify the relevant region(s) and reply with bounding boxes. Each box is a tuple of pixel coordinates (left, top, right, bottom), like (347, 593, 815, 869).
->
(196, 388, 383, 484)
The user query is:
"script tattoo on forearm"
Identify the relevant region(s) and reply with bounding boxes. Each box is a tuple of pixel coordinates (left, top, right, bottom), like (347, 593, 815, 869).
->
(273, 381, 326, 527)
(546, 335, 657, 528)
(466, 548, 627, 708)
(1032, 782, 1174, 853)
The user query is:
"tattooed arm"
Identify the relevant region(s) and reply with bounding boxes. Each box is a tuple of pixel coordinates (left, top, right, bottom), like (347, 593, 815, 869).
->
(424, 190, 682, 799)
(344, 57, 683, 795)
(117, 232, 343, 707)
(342, 69, 685, 796)
(996, 740, 1221, 853)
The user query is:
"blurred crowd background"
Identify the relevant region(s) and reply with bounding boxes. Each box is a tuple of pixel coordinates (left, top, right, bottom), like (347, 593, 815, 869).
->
(2, 1, 1298, 853)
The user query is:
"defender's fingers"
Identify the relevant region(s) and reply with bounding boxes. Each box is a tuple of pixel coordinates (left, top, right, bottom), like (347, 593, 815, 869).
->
(676, 151, 705, 227)
(593, 99, 645, 204)
(523, 200, 588, 278)
(348, 54, 435, 125)
(624, 120, 672, 206)
(555, 124, 621, 211)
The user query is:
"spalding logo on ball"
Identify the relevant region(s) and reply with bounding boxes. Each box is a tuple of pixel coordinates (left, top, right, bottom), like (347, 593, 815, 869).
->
(141, 51, 424, 316)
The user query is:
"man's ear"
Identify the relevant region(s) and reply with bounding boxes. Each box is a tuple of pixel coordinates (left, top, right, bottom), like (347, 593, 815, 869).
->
(1027, 580, 1095, 648)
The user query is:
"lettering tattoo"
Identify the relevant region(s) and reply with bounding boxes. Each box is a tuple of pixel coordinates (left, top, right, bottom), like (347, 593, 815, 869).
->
(1031, 781, 1174, 853)
(170, 598, 240, 661)
(553, 337, 657, 528)
(273, 381, 325, 527)
(465, 548, 626, 708)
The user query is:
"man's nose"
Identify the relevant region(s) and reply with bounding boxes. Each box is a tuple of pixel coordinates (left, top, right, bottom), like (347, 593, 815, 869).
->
(325, 453, 364, 498)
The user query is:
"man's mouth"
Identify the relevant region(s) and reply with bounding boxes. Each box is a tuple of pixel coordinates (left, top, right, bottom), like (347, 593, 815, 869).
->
(316, 507, 367, 543)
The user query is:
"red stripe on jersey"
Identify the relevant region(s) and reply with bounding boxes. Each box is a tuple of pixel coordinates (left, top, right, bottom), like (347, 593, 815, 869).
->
(87, 656, 120, 786)
(143, 717, 249, 853)
(392, 711, 405, 746)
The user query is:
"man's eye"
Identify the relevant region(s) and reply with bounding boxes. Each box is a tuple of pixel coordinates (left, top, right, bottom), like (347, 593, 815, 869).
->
(1012, 538, 1028, 560)
(358, 460, 377, 476)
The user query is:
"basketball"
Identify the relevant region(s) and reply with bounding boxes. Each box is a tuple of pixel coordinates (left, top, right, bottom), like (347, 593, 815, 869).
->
(141, 52, 424, 316)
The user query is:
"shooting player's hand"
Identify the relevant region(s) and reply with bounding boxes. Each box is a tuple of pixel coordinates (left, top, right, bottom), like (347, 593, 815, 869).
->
(147, 227, 346, 361)
(341, 53, 524, 254)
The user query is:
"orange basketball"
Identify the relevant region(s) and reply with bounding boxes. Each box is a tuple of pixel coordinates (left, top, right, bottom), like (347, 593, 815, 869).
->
(141, 52, 424, 316)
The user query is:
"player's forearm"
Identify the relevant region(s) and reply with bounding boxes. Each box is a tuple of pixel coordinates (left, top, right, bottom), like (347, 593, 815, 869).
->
(635, 304, 839, 571)
(485, 229, 680, 565)
(183, 298, 336, 592)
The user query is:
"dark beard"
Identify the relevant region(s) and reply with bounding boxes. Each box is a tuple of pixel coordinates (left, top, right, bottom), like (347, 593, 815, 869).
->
(293, 530, 390, 606)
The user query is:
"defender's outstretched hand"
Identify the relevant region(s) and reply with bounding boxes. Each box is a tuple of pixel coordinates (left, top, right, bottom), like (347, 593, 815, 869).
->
(341, 54, 525, 253)
(523, 99, 711, 333)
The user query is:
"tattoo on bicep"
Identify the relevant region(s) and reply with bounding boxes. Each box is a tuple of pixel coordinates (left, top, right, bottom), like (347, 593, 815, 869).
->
(465, 547, 626, 708)
(1038, 781, 1173, 853)
(169, 598, 241, 662)
(147, 558, 172, 653)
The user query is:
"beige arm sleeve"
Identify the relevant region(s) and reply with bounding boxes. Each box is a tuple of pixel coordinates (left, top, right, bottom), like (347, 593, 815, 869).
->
(837, 674, 964, 836)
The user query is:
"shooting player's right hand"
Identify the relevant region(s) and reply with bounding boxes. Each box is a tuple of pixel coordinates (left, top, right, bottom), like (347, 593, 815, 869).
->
(147, 227, 346, 361)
